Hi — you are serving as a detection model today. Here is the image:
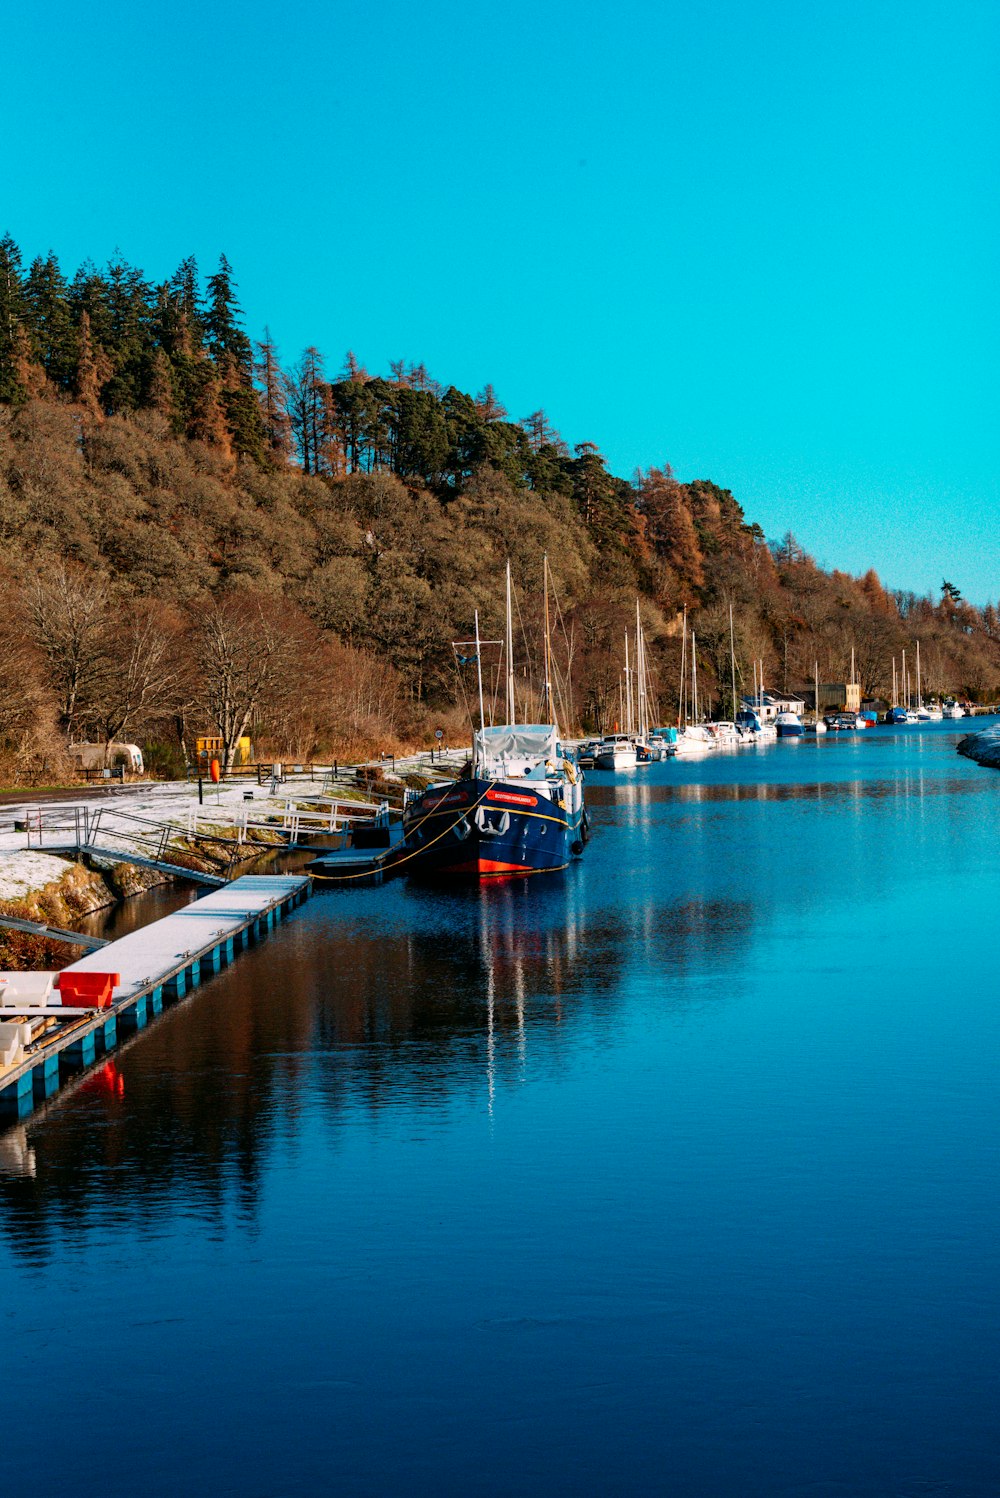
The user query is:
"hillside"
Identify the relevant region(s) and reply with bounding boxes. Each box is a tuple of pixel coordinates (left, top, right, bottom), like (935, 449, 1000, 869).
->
(0, 234, 997, 776)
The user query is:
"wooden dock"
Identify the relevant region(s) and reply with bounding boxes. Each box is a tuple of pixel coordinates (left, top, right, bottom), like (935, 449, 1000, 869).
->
(0, 873, 311, 1123)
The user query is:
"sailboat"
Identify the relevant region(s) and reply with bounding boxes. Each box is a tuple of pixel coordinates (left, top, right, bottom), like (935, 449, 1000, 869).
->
(804, 662, 828, 734)
(398, 559, 588, 877)
(632, 602, 669, 760)
(707, 603, 753, 746)
(674, 617, 715, 755)
(736, 659, 777, 741)
(914, 641, 932, 719)
(595, 624, 640, 769)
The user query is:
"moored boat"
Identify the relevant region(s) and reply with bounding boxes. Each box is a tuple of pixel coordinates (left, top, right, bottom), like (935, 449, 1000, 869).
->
(775, 711, 804, 738)
(674, 724, 715, 756)
(396, 559, 588, 880)
(594, 733, 639, 770)
(399, 724, 586, 878)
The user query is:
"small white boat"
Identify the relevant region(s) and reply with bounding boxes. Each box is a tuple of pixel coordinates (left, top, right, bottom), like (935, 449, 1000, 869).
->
(775, 712, 804, 738)
(942, 703, 964, 720)
(709, 721, 743, 747)
(927, 706, 944, 721)
(674, 725, 716, 756)
(804, 717, 828, 735)
(594, 733, 638, 770)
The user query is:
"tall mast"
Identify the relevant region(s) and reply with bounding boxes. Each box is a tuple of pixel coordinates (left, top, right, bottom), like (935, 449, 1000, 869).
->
(851, 646, 855, 689)
(916, 640, 922, 709)
(505, 560, 515, 725)
(815, 660, 820, 726)
(636, 599, 648, 738)
(624, 631, 633, 736)
(902, 648, 907, 711)
(678, 606, 687, 727)
(892, 657, 897, 706)
(542, 552, 553, 724)
(692, 631, 699, 724)
(729, 602, 737, 721)
(474, 609, 485, 731)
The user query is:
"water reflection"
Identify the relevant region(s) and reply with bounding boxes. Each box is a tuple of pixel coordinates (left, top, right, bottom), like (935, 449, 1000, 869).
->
(0, 874, 755, 1261)
(589, 772, 978, 807)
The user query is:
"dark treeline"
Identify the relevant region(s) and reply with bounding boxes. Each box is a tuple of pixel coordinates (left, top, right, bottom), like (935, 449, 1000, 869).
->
(0, 234, 997, 776)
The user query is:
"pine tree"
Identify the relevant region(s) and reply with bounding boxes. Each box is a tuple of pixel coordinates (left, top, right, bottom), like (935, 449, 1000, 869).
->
(0, 232, 26, 403)
(284, 347, 326, 474)
(188, 359, 234, 462)
(147, 349, 179, 427)
(204, 254, 252, 371)
(253, 329, 291, 463)
(23, 253, 77, 392)
(74, 310, 112, 420)
(168, 257, 204, 345)
(101, 255, 155, 412)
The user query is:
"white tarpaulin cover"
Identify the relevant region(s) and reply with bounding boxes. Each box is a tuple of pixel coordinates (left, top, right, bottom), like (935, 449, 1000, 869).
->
(474, 724, 558, 768)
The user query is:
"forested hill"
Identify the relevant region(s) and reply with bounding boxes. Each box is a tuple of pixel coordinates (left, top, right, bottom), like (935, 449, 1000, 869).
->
(0, 234, 996, 772)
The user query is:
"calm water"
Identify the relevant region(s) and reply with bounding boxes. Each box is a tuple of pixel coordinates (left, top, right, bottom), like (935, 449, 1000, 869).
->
(3, 724, 1000, 1497)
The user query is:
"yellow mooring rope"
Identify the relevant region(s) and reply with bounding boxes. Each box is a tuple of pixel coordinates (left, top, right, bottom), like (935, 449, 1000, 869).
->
(310, 782, 496, 883)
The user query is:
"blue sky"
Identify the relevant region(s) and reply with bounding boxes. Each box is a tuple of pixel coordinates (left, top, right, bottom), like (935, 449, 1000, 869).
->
(6, 0, 998, 600)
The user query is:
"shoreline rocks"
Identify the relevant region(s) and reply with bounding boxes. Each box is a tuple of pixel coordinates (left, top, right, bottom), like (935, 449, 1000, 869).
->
(957, 724, 1000, 769)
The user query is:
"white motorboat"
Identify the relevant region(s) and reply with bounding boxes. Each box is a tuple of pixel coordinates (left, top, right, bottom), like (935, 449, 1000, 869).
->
(594, 733, 638, 770)
(709, 720, 743, 747)
(942, 703, 964, 720)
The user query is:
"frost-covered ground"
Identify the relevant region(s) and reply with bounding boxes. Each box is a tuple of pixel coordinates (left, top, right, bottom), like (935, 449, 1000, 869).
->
(0, 750, 469, 902)
(0, 851, 80, 902)
(957, 723, 1000, 768)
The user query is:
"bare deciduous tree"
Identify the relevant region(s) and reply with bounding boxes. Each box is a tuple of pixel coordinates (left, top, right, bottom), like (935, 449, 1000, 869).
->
(191, 590, 318, 772)
(27, 563, 110, 738)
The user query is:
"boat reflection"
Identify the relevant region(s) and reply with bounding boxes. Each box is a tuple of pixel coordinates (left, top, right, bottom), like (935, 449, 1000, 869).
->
(0, 875, 756, 1262)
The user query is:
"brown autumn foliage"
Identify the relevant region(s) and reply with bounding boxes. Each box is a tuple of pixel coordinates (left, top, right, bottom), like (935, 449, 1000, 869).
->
(0, 387, 997, 780)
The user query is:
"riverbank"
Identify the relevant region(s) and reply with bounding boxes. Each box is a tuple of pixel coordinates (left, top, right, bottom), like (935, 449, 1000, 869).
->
(958, 722, 1000, 769)
(0, 751, 469, 966)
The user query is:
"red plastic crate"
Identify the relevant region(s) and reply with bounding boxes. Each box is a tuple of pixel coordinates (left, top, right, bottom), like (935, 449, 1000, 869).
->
(54, 971, 121, 1009)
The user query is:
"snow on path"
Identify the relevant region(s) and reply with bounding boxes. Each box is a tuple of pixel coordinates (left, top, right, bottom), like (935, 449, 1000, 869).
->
(0, 751, 469, 900)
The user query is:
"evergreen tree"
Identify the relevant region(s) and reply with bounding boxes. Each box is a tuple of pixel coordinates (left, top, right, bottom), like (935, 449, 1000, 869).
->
(204, 254, 252, 370)
(187, 359, 234, 461)
(0, 233, 26, 404)
(253, 329, 291, 463)
(23, 253, 77, 391)
(285, 347, 326, 474)
(74, 310, 112, 420)
(168, 256, 204, 344)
